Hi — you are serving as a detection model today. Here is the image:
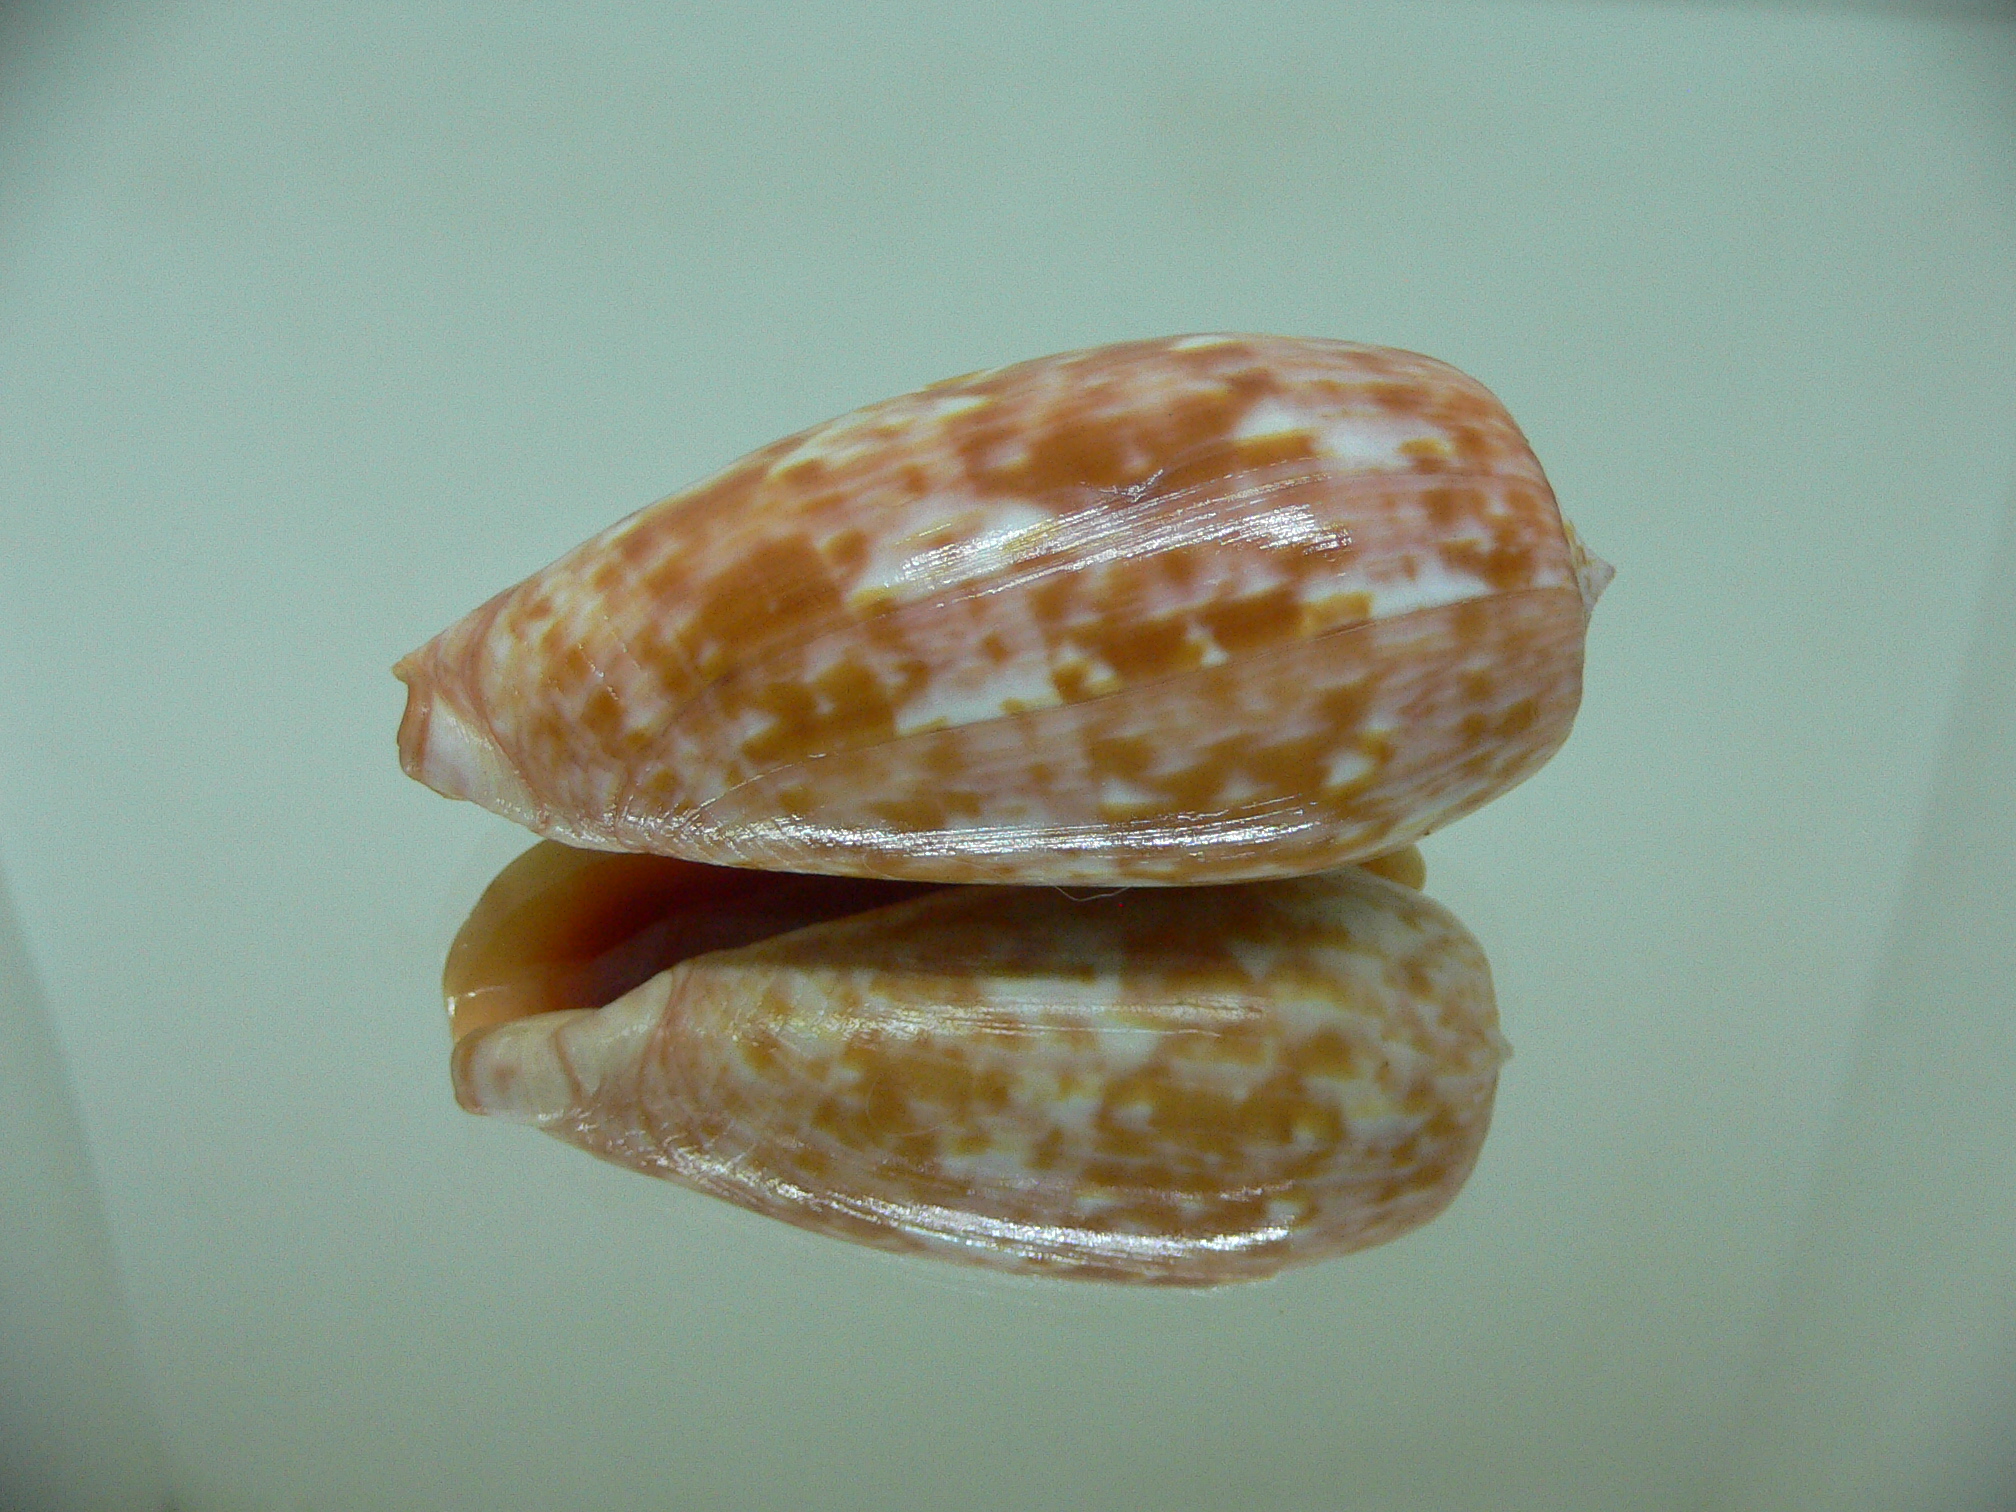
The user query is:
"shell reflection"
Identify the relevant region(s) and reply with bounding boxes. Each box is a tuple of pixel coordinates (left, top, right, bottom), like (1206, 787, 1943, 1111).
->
(450, 842, 1505, 1285)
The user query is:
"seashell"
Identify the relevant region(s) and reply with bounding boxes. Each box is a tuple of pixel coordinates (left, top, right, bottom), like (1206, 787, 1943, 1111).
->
(447, 839, 1505, 1285)
(396, 334, 1608, 885)
(401, 335, 1600, 1278)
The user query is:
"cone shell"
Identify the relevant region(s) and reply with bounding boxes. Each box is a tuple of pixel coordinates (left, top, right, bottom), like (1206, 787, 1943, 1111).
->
(453, 855, 1506, 1285)
(397, 333, 1607, 884)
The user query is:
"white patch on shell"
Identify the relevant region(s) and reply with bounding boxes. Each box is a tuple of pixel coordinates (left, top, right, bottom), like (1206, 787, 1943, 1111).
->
(1323, 749, 1375, 789)
(913, 393, 992, 421)
(1317, 417, 1442, 467)
(1050, 651, 1121, 697)
(892, 662, 1062, 736)
(1233, 398, 1316, 440)
(849, 498, 1055, 602)
(1099, 777, 1160, 809)
(1355, 557, 1497, 619)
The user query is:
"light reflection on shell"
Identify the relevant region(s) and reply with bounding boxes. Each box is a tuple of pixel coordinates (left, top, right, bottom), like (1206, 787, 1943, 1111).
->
(449, 844, 1505, 1286)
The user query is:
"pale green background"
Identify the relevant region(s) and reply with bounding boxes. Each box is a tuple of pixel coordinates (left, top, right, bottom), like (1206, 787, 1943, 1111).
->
(2, 3, 2012, 1510)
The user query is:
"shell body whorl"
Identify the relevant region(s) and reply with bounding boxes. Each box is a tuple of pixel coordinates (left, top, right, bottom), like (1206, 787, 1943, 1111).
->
(452, 857, 1505, 1285)
(396, 332, 1601, 885)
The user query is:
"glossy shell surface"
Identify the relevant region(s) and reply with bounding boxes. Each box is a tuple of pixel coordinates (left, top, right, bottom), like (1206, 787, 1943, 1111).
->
(397, 334, 1605, 885)
(452, 853, 1506, 1285)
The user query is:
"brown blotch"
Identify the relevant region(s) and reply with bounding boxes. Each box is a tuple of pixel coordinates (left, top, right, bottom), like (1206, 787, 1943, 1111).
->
(1138, 748, 1230, 813)
(1029, 1126, 1066, 1172)
(622, 457, 774, 570)
(1422, 485, 1485, 530)
(578, 681, 628, 747)
(1008, 405, 1137, 493)
(770, 453, 830, 487)
(1049, 660, 1105, 703)
(1231, 429, 1319, 472)
(1158, 385, 1243, 452)
(1366, 382, 1428, 412)
(1238, 733, 1330, 804)
(1200, 586, 1302, 656)
(1496, 697, 1539, 740)
(1443, 424, 1490, 465)
(1026, 572, 1082, 637)
(1400, 438, 1454, 470)
(1291, 1028, 1361, 1079)
(822, 527, 869, 576)
(1086, 734, 1156, 781)
(1438, 536, 1536, 592)
(1301, 590, 1375, 638)
(1315, 681, 1374, 736)
(737, 656, 896, 767)
(867, 795, 952, 833)
(685, 537, 846, 679)
(1072, 612, 1201, 684)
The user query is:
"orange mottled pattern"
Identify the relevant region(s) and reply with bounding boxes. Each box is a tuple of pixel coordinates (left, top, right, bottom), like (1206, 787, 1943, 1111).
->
(398, 334, 1597, 883)
(453, 865, 1505, 1285)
